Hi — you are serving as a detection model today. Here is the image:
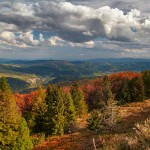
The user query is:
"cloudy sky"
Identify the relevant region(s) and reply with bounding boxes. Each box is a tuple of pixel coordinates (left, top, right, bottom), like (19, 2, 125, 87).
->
(0, 0, 150, 60)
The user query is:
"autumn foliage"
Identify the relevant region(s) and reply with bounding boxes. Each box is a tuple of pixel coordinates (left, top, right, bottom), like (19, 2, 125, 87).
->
(14, 71, 148, 113)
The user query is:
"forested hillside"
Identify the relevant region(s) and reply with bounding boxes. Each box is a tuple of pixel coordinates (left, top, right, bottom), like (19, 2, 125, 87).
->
(1, 70, 149, 149)
(0, 58, 150, 92)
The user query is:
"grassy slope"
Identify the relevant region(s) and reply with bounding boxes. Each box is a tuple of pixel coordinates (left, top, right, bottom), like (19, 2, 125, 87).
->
(34, 100, 150, 150)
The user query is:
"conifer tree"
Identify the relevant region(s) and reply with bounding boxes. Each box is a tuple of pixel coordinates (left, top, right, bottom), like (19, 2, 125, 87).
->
(119, 78, 131, 103)
(90, 87, 104, 110)
(142, 70, 150, 99)
(30, 86, 47, 133)
(101, 75, 114, 105)
(15, 118, 33, 150)
(78, 91, 88, 117)
(44, 85, 65, 136)
(70, 82, 80, 109)
(0, 77, 32, 149)
(70, 83, 88, 117)
(130, 77, 145, 102)
(63, 92, 76, 130)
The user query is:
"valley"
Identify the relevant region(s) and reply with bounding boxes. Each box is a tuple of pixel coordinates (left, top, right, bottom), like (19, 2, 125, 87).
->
(0, 58, 150, 92)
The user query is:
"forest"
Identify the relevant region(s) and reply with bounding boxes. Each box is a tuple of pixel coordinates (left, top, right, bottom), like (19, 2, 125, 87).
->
(0, 70, 150, 150)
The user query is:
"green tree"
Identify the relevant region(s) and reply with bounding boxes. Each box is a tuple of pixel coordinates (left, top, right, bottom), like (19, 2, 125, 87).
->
(63, 92, 76, 131)
(15, 118, 33, 150)
(130, 77, 145, 102)
(90, 88, 104, 110)
(119, 78, 131, 103)
(70, 83, 88, 117)
(142, 70, 150, 99)
(44, 85, 65, 136)
(87, 110, 102, 132)
(64, 92, 76, 132)
(101, 75, 114, 105)
(0, 77, 32, 149)
(30, 86, 47, 133)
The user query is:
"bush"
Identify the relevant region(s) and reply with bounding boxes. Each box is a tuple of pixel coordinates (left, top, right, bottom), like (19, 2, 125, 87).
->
(31, 133, 45, 147)
(87, 110, 103, 132)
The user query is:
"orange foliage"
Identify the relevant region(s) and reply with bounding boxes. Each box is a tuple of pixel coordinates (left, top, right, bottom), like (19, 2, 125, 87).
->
(109, 71, 141, 94)
(14, 71, 142, 112)
(14, 91, 38, 113)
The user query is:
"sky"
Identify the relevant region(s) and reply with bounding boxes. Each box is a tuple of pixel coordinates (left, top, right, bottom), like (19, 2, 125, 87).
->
(0, 0, 150, 60)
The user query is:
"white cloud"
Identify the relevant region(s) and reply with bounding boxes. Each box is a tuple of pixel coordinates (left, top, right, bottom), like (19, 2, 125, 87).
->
(0, 31, 16, 45)
(0, 31, 40, 47)
(69, 40, 95, 48)
(39, 33, 44, 42)
(48, 36, 64, 46)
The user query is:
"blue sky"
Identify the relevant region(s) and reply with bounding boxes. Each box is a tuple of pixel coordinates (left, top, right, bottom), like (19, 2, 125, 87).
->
(0, 0, 150, 60)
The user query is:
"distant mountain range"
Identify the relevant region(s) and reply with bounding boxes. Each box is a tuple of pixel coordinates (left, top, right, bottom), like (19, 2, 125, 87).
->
(0, 58, 150, 92)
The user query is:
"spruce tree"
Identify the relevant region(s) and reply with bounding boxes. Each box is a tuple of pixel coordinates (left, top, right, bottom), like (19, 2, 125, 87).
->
(63, 92, 76, 131)
(142, 70, 150, 99)
(90, 87, 104, 110)
(130, 77, 145, 102)
(70, 82, 80, 109)
(119, 78, 131, 103)
(0, 77, 32, 149)
(44, 85, 65, 136)
(101, 75, 113, 105)
(30, 86, 47, 133)
(70, 83, 88, 117)
(15, 118, 33, 150)
(78, 91, 88, 117)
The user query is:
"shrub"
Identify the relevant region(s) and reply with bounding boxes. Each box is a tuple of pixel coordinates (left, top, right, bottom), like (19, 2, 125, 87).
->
(31, 133, 45, 146)
(87, 110, 103, 132)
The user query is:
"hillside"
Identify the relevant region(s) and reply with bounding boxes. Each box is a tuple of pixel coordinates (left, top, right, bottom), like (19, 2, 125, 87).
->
(34, 100, 150, 150)
(0, 58, 150, 92)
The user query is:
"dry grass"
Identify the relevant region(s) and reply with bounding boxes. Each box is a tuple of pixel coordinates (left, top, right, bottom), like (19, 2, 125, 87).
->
(34, 100, 150, 150)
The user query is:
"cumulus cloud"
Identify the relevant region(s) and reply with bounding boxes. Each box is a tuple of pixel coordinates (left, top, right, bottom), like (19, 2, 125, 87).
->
(0, 31, 16, 45)
(0, 31, 39, 47)
(48, 36, 64, 46)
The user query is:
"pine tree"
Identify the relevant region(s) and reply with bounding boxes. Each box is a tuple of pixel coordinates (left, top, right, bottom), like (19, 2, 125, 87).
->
(87, 110, 102, 132)
(15, 118, 33, 150)
(30, 86, 47, 133)
(63, 92, 76, 131)
(101, 75, 114, 105)
(70, 82, 80, 109)
(130, 77, 145, 102)
(44, 85, 65, 136)
(119, 78, 131, 103)
(78, 92, 88, 117)
(0, 77, 32, 149)
(91, 87, 104, 109)
(70, 83, 88, 117)
(142, 70, 150, 99)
